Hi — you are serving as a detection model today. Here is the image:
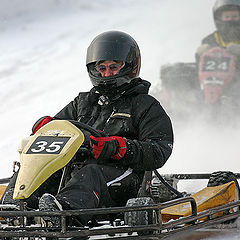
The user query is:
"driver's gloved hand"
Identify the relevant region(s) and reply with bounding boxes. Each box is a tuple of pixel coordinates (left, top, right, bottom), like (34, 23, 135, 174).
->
(32, 116, 54, 135)
(90, 136, 127, 161)
(226, 43, 240, 56)
(196, 44, 210, 56)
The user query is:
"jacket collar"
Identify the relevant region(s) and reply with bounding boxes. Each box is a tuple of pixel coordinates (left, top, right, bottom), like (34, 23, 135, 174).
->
(89, 78, 151, 105)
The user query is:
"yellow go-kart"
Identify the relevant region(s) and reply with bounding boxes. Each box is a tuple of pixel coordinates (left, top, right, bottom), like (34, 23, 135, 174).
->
(0, 120, 239, 239)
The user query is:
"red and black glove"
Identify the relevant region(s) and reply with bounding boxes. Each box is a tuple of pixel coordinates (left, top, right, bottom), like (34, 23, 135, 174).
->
(90, 136, 127, 161)
(32, 116, 54, 135)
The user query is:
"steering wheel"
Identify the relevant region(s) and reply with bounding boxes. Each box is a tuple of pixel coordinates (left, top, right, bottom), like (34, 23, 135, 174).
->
(68, 120, 105, 138)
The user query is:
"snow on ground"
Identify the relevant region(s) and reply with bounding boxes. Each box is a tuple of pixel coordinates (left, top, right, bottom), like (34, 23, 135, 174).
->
(1, 1, 240, 239)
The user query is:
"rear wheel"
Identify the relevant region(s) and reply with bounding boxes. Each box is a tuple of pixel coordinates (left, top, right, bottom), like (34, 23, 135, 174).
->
(207, 171, 240, 224)
(157, 62, 201, 122)
(207, 171, 238, 187)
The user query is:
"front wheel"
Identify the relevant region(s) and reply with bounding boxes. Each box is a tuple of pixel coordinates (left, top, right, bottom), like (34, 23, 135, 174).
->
(124, 197, 157, 236)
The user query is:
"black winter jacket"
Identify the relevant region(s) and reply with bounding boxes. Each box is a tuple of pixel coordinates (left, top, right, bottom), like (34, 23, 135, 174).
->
(202, 31, 221, 47)
(55, 78, 173, 176)
(202, 31, 240, 47)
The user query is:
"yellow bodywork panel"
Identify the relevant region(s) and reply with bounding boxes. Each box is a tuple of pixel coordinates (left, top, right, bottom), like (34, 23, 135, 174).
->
(13, 120, 85, 200)
(162, 181, 236, 222)
(0, 185, 7, 220)
(0, 185, 7, 201)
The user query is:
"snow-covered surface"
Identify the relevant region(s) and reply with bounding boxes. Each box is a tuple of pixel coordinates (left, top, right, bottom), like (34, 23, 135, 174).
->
(1, 1, 240, 239)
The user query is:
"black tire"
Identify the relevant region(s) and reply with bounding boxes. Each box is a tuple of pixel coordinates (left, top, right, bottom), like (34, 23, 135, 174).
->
(207, 171, 238, 187)
(157, 62, 202, 122)
(207, 171, 240, 224)
(124, 197, 156, 236)
(160, 62, 198, 90)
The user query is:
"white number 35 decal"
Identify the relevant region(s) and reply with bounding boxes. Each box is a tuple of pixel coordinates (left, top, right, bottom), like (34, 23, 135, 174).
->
(27, 136, 70, 154)
(31, 141, 64, 153)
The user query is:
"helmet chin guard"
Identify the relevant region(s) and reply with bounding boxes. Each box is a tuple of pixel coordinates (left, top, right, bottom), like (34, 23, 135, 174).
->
(213, 0, 240, 41)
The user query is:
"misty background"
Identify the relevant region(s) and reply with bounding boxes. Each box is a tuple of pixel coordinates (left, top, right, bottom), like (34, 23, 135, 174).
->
(1, 0, 240, 197)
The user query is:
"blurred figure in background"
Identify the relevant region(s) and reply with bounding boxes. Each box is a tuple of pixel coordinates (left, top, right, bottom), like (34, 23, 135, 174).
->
(196, 0, 240, 55)
(157, 0, 240, 125)
(195, 0, 240, 119)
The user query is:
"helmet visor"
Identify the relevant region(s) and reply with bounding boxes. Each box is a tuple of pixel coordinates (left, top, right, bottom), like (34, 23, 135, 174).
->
(86, 41, 134, 65)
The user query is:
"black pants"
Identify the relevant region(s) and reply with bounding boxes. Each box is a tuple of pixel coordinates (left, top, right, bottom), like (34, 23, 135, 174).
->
(56, 164, 140, 210)
(2, 164, 140, 224)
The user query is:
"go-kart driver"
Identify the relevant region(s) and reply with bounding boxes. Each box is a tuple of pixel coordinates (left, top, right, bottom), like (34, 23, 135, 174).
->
(195, 0, 240, 109)
(2, 31, 173, 227)
(196, 0, 240, 55)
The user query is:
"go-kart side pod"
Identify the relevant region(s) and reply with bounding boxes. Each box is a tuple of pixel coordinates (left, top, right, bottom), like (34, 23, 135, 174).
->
(162, 180, 236, 222)
(13, 120, 85, 200)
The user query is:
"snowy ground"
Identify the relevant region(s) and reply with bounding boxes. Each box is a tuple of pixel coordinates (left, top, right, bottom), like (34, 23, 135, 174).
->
(1, 0, 240, 239)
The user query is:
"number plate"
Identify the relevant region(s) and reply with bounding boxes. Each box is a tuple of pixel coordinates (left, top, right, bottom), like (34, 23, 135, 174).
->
(202, 56, 230, 72)
(26, 136, 71, 154)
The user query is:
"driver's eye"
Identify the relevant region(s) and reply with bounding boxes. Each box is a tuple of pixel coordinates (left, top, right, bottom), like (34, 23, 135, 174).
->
(95, 63, 122, 72)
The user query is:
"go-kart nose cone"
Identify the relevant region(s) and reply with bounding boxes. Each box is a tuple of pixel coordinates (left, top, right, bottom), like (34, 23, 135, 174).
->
(13, 120, 85, 199)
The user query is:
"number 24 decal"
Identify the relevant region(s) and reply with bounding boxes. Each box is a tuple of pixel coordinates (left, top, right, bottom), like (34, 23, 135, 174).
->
(205, 60, 228, 71)
(31, 141, 64, 153)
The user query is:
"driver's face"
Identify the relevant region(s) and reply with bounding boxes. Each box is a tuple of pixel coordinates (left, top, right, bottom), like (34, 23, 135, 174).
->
(221, 10, 240, 21)
(95, 60, 124, 77)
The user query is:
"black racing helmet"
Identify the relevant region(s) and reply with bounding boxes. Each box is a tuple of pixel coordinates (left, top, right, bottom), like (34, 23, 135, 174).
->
(213, 0, 240, 40)
(86, 31, 141, 95)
